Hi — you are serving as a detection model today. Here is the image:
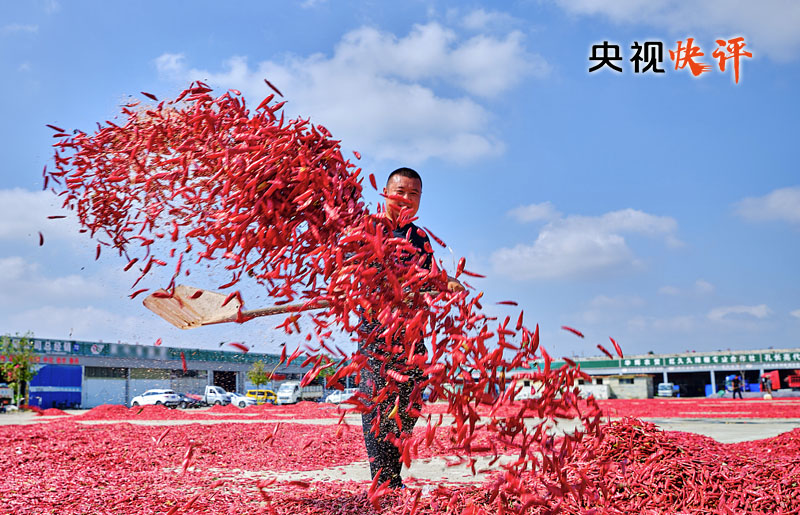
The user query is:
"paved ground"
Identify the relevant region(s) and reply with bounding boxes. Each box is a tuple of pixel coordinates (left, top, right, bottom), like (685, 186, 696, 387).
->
(2, 409, 798, 444)
(641, 417, 800, 443)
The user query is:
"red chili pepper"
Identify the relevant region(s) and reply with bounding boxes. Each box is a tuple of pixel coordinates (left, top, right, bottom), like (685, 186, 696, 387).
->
(597, 344, 614, 359)
(43, 82, 636, 514)
(123, 258, 138, 271)
(227, 342, 249, 353)
(610, 337, 623, 358)
(129, 288, 148, 299)
(561, 325, 584, 338)
(264, 78, 283, 97)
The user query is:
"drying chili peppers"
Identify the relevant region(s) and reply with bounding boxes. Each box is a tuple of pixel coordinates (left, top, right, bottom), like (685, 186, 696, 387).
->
(48, 82, 759, 513)
(3, 415, 800, 514)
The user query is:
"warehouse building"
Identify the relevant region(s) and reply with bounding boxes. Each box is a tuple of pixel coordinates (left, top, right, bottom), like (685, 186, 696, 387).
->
(511, 347, 800, 399)
(0, 336, 309, 409)
(7, 337, 799, 406)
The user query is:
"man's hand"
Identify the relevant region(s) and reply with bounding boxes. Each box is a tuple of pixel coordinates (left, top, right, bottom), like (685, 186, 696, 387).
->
(447, 276, 465, 293)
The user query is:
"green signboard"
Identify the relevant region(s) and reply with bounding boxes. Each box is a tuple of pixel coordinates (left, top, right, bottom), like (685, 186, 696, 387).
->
(167, 348, 281, 365)
(12, 337, 281, 365)
(534, 349, 800, 371)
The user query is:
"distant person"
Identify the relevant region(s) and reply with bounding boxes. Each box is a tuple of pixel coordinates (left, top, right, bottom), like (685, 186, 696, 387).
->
(761, 376, 773, 395)
(731, 374, 743, 399)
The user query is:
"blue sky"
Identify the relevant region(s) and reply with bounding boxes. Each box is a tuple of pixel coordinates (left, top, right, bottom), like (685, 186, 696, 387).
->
(1, 0, 798, 358)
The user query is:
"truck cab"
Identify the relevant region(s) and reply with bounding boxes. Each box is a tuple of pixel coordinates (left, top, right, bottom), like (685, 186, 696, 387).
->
(276, 381, 323, 404)
(276, 381, 301, 405)
(657, 382, 675, 397)
(203, 385, 231, 405)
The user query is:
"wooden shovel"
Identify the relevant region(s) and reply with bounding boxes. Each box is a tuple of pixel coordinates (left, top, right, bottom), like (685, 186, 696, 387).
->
(143, 284, 327, 329)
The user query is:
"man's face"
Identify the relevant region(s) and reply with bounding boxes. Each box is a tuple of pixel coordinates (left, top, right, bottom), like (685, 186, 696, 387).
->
(383, 175, 422, 221)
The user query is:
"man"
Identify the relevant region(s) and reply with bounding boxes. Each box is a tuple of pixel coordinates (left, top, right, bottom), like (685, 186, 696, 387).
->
(358, 167, 463, 489)
(731, 374, 743, 399)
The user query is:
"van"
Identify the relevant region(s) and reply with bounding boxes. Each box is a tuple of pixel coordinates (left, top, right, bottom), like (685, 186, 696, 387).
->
(657, 382, 674, 397)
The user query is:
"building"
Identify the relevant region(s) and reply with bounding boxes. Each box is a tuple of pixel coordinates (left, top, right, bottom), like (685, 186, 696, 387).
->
(0, 336, 311, 409)
(513, 347, 800, 399)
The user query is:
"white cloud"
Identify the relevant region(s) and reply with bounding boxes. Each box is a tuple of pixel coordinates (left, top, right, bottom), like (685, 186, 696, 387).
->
(658, 285, 680, 295)
(589, 294, 644, 308)
(708, 304, 771, 321)
(694, 279, 714, 294)
(155, 17, 546, 163)
(0, 256, 104, 307)
(460, 8, 519, 31)
(660, 279, 714, 295)
(491, 207, 680, 279)
(507, 202, 561, 223)
(553, 0, 800, 62)
(578, 294, 645, 324)
(735, 186, 800, 224)
(0, 188, 84, 245)
(7, 305, 142, 342)
(1, 24, 38, 34)
(43, 0, 60, 14)
(628, 314, 695, 332)
(790, 309, 800, 319)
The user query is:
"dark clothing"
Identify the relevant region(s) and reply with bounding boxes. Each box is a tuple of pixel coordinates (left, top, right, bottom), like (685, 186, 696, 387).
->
(358, 220, 432, 488)
(732, 376, 743, 399)
(359, 362, 424, 487)
(393, 222, 433, 270)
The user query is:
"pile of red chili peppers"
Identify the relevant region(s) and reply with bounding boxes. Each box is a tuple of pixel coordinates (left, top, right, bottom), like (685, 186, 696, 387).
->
(42, 84, 800, 513)
(3, 415, 800, 514)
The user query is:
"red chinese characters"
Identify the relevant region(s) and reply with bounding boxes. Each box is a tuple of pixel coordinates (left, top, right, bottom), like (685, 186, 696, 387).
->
(669, 37, 711, 76)
(712, 36, 753, 84)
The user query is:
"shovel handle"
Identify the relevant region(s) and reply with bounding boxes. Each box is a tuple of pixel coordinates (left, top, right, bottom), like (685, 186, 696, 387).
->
(204, 300, 330, 325)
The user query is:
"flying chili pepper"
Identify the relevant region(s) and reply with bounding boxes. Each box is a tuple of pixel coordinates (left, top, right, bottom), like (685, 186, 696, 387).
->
(561, 325, 584, 338)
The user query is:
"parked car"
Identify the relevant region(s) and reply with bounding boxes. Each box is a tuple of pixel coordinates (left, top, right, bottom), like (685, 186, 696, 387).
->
(228, 392, 257, 408)
(245, 389, 277, 405)
(0, 383, 13, 406)
(176, 393, 202, 409)
(324, 388, 358, 404)
(130, 389, 180, 407)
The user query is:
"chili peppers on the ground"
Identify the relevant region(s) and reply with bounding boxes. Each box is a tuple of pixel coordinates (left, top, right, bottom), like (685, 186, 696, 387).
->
(3, 415, 800, 514)
(45, 83, 727, 513)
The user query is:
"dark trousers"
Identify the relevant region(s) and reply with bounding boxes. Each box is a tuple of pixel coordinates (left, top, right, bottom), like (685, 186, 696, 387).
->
(359, 359, 422, 488)
(733, 387, 743, 399)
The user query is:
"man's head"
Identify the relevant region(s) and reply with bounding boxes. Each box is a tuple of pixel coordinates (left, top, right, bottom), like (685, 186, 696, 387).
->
(384, 167, 422, 222)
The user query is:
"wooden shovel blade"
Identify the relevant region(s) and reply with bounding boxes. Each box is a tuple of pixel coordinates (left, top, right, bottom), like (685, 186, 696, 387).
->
(143, 284, 243, 329)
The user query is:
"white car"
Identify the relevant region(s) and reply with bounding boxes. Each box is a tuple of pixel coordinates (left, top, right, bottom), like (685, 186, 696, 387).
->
(325, 388, 358, 404)
(130, 389, 180, 407)
(228, 392, 257, 408)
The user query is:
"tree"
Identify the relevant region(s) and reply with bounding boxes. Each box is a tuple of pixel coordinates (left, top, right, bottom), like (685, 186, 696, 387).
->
(1, 334, 38, 406)
(247, 360, 271, 390)
(318, 354, 337, 380)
